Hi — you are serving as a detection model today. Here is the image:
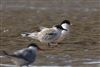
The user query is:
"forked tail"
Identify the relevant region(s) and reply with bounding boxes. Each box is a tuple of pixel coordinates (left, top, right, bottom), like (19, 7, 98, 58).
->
(21, 32, 38, 39)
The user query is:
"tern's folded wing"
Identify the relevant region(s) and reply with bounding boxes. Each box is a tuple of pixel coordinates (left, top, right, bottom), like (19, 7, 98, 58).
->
(14, 49, 36, 62)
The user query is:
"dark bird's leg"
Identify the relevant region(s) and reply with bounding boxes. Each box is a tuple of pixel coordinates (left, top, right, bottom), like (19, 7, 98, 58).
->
(48, 43, 51, 47)
(52, 43, 59, 47)
(48, 43, 58, 48)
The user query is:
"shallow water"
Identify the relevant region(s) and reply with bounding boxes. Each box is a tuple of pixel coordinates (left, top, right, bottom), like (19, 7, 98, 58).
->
(1, 55, 100, 67)
(0, 64, 72, 67)
(0, 0, 100, 67)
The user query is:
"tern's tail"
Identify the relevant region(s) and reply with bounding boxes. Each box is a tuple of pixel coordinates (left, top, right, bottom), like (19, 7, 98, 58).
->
(21, 32, 31, 37)
(2, 50, 18, 58)
(2, 50, 9, 56)
(2, 50, 12, 59)
(21, 32, 38, 39)
(2, 50, 12, 58)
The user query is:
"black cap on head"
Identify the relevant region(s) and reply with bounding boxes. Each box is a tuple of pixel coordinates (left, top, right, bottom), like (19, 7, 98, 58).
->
(27, 43, 42, 50)
(55, 25, 67, 31)
(28, 43, 38, 48)
(61, 20, 70, 25)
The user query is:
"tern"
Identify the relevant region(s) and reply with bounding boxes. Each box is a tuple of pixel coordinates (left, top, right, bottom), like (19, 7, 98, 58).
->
(3, 43, 42, 67)
(21, 20, 71, 47)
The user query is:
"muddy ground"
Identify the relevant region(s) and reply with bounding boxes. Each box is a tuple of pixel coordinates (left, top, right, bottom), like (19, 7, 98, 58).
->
(0, 0, 100, 67)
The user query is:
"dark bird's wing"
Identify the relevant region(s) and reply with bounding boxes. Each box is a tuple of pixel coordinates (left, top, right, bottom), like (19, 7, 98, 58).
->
(3, 48, 36, 62)
(14, 49, 36, 62)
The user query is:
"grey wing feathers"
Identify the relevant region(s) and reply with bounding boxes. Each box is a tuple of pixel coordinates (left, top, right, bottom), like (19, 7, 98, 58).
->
(47, 32, 57, 35)
(43, 32, 57, 40)
(15, 49, 36, 62)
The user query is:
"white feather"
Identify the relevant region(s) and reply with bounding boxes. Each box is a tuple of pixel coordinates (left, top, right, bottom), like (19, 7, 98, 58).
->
(57, 22, 70, 42)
